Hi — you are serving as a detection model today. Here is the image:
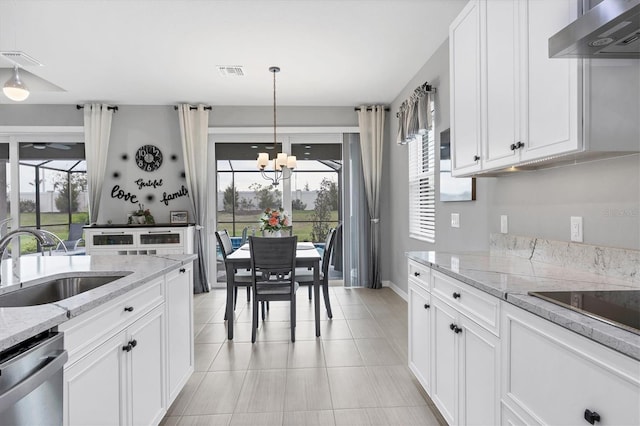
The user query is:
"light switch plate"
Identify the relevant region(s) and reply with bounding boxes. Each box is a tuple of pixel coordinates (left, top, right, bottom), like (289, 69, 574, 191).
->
(451, 213, 460, 228)
(570, 216, 583, 242)
(500, 215, 508, 234)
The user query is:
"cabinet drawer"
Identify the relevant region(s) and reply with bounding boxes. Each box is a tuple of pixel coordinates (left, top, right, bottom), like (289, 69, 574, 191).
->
(408, 260, 430, 291)
(432, 270, 500, 335)
(60, 278, 164, 363)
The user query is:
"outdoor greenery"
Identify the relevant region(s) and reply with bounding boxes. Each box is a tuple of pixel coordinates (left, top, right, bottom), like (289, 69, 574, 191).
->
(54, 174, 86, 213)
(292, 198, 307, 210)
(16, 212, 88, 254)
(222, 184, 239, 213)
(311, 178, 338, 242)
(248, 183, 282, 210)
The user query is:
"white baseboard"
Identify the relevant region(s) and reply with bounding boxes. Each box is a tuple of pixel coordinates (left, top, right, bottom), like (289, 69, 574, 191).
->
(382, 280, 408, 301)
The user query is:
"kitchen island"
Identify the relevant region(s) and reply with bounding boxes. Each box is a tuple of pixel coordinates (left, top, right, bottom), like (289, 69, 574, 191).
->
(0, 254, 197, 425)
(406, 248, 639, 426)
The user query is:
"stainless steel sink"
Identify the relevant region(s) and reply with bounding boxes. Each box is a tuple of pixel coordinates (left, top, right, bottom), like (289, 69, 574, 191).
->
(0, 274, 130, 307)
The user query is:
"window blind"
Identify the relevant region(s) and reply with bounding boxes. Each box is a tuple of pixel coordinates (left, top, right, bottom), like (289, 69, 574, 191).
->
(409, 127, 435, 243)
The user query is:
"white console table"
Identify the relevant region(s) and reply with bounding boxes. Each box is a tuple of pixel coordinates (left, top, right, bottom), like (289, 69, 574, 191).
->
(84, 224, 194, 255)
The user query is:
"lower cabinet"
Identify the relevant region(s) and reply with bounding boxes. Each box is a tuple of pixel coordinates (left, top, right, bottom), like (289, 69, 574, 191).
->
(61, 262, 194, 426)
(165, 264, 194, 403)
(501, 302, 640, 425)
(64, 306, 165, 426)
(408, 279, 432, 393)
(431, 295, 500, 426)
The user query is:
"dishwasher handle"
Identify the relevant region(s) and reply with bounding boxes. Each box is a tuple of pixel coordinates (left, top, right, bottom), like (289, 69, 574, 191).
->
(0, 349, 68, 413)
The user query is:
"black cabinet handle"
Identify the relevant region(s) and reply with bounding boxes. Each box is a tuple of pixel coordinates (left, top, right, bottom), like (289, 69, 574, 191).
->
(124, 306, 134, 312)
(414, 271, 420, 277)
(473, 155, 480, 161)
(123, 343, 132, 352)
(179, 268, 186, 273)
(453, 292, 461, 299)
(584, 409, 601, 424)
(510, 141, 525, 150)
(424, 304, 430, 309)
(449, 323, 462, 334)
(129, 339, 137, 348)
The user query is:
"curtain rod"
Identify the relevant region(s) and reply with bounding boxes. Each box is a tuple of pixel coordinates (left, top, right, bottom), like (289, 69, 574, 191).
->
(354, 107, 390, 111)
(76, 105, 118, 111)
(174, 105, 212, 111)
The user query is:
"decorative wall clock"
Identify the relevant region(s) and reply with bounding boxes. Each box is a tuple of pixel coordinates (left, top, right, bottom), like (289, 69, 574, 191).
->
(135, 145, 163, 172)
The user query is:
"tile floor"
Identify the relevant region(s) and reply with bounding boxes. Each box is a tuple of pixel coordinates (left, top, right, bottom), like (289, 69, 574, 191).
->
(160, 285, 445, 426)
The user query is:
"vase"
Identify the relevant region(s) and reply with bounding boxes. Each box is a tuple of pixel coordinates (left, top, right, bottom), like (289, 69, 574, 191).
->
(264, 230, 282, 238)
(133, 215, 146, 224)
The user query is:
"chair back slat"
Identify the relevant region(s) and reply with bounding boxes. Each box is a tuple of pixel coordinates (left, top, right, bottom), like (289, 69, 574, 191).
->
(249, 236, 297, 289)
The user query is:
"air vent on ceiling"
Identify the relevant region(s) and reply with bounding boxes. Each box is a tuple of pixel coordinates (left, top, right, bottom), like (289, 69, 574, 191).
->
(0, 51, 43, 67)
(217, 65, 245, 77)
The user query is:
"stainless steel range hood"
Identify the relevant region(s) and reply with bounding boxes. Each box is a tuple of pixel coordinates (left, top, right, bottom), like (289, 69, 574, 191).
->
(549, 0, 640, 58)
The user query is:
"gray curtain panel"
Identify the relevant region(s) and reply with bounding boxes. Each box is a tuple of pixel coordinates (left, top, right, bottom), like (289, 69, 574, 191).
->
(357, 106, 385, 289)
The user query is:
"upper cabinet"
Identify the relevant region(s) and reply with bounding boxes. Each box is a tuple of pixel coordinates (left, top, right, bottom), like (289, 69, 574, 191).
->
(451, 0, 581, 177)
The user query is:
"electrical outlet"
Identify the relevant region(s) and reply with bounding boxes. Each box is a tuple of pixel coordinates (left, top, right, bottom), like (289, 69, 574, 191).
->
(500, 215, 508, 234)
(570, 216, 583, 242)
(451, 213, 460, 228)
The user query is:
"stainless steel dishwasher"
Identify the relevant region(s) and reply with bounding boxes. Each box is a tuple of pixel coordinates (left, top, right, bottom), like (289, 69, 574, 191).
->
(0, 331, 68, 426)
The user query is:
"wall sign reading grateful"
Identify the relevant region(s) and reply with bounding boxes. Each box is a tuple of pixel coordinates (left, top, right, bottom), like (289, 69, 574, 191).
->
(135, 144, 163, 172)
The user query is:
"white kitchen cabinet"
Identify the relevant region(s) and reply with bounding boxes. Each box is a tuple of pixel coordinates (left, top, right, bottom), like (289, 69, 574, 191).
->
(165, 263, 194, 405)
(64, 305, 165, 426)
(61, 262, 195, 426)
(431, 294, 500, 426)
(85, 225, 194, 255)
(408, 260, 432, 393)
(64, 330, 125, 425)
(450, 0, 483, 176)
(451, 0, 581, 176)
(502, 302, 640, 426)
(408, 261, 500, 426)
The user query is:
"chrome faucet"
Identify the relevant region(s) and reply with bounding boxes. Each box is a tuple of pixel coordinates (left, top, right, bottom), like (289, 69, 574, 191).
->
(0, 228, 58, 259)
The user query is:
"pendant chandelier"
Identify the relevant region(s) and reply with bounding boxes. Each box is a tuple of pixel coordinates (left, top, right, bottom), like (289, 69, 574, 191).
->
(257, 66, 296, 186)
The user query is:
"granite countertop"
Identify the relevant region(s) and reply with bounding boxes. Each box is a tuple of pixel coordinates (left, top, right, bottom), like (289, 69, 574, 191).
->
(406, 251, 640, 361)
(0, 254, 197, 353)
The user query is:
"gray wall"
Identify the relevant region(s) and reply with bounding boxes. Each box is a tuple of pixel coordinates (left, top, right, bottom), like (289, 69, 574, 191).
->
(382, 40, 494, 293)
(383, 39, 640, 295)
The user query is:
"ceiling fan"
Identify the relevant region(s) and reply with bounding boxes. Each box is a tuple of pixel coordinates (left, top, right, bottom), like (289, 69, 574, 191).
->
(21, 143, 71, 150)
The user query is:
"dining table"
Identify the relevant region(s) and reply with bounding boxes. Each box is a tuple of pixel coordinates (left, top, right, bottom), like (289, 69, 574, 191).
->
(224, 241, 322, 340)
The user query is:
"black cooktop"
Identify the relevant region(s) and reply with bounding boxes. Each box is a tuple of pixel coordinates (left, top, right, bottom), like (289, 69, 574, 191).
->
(529, 290, 640, 335)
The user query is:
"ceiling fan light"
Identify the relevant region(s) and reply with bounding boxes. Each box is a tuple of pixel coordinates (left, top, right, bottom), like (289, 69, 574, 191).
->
(3, 67, 30, 101)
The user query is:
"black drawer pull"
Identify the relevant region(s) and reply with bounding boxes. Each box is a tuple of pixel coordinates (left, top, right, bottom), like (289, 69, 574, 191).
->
(424, 304, 430, 309)
(452, 292, 461, 299)
(414, 271, 420, 277)
(584, 409, 600, 424)
(473, 155, 480, 161)
(129, 339, 137, 348)
(123, 344, 132, 352)
(449, 323, 462, 333)
(124, 306, 134, 312)
(179, 268, 186, 273)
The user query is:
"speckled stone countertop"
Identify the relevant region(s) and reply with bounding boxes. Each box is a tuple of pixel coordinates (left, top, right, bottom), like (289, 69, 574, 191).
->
(406, 251, 640, 361)
(0, 254, 197, 353)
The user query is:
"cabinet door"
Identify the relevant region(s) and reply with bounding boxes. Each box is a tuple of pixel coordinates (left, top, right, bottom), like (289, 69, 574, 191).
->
(450, 0, 482, 176)
(166, 264, 194, 404)
(408, 281, 432, 393)
(64, 331, 126, 426)
(458, 313, 500, 426)
(431, 297, 458, 425)
(521, 0, 580, 161)
(503, 302, 640, 425)
(128, 306, 166, 426)
(482, 0, 521, 170)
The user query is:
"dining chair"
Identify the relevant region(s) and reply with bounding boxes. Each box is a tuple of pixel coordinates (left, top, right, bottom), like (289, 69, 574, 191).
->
(249, 235, 298, 343)
(215, 229, 252, 319)
(296, 224, 340, 319)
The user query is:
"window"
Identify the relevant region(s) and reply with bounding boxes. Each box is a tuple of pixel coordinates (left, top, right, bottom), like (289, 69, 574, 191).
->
(408, 110, 435, 242)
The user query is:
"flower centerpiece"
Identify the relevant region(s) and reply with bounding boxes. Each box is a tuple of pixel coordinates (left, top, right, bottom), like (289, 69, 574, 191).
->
(130, 203, 155, 225)
(258, 207, 290, 237)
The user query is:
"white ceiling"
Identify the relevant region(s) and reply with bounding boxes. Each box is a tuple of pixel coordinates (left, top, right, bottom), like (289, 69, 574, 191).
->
(0, 0, 468, 106)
